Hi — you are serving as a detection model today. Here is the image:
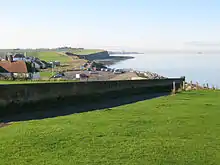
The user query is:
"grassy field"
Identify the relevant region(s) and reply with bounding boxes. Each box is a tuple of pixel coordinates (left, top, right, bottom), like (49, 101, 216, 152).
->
(27, 52, 73, 63)
(39, 71, 53, 78)
(1, 90, 220, 164)
(72, 49, 104, 55)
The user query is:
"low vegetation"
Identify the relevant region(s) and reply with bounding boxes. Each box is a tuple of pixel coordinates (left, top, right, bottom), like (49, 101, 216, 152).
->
(27, 52, 72, 63)
(1, 90, 220, 164)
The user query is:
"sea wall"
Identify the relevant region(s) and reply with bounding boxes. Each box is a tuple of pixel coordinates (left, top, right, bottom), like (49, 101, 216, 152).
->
(0, 78, 184, 107)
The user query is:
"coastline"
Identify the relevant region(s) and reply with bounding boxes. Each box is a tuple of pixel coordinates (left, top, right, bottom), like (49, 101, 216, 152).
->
(93, 55, 166, 80)
(94, 55, 134, 66)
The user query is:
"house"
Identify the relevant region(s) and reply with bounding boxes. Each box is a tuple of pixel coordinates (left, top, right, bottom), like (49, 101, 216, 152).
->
(24, 56, 32, 62)
(9, 53, 48, 70)
(13, 53, 26, 61)
(32, 61, 42, 69)
(12, 54, 41, 69)
(0, 58, 40, 80)
(34, 59, 47, 69)
(41, 60, 49, 68)
(0, 60, 29, 79)
(48, 61, 61, 67)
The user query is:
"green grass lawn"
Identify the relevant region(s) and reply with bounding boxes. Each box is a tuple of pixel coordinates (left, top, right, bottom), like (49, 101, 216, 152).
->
(39, 71, 53, 78)
(72, 49, 104, 55)
(27, 52, 73, 63)
(1, 90, 220, 164)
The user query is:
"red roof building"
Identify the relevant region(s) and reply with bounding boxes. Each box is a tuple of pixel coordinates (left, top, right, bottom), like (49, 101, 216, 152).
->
(0, 61, 28, 73)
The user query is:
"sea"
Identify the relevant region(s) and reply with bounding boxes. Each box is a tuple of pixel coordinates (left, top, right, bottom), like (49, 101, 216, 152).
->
(111, 53, 220, 87)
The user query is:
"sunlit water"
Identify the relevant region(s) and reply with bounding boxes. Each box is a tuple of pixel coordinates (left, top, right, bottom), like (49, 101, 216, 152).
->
(111, 53, 220, 87)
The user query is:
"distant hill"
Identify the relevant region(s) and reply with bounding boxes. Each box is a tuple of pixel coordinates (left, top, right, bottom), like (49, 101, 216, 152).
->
(108, 51, 142, 55)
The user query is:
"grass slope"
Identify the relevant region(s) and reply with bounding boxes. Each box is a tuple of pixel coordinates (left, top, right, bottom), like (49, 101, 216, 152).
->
(39, 71, 53, 78)
(72, 49, 104, 55)
(1, 91, 220, 165)
(27, 52, 72, 63)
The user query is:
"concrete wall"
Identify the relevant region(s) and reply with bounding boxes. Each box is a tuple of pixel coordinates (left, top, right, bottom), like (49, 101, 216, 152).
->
(0, 78, 184, 108)
(0, 73, 11, 77)
(0, 73, 30, 78)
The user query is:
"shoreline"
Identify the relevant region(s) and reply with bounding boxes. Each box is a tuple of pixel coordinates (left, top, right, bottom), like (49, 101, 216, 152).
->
(94, 55, 134, 66)
(92, 55, 166, 80)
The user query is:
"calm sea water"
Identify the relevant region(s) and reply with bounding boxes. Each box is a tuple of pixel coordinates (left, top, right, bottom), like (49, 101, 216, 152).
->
(111, 53, 220, 87)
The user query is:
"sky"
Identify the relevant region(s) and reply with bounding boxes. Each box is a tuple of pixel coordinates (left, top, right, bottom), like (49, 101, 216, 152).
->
(1, 0, 220, 51)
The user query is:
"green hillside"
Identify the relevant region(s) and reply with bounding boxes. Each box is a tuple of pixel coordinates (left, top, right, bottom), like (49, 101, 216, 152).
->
(1, 90, 220, 164)
(27, 52, 72, 63)
(71, 49, 104, 55)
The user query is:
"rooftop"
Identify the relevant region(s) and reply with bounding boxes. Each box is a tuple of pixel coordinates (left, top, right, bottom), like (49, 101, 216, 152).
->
(13, 53, 25, 58)
(0, 61, 28, 73)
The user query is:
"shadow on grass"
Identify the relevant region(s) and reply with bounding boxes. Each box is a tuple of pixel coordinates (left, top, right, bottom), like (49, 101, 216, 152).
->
(1, 92, 169, 123)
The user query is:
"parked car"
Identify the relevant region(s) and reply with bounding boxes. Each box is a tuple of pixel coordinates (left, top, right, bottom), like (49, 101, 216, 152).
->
(114, 69, 123, 74)
(89, 71, 98, 74)
(80, 73, 89, 78)
(104, 68, 111, 72)
(51, 72, 65, 78)
(114, 71, 122, 74)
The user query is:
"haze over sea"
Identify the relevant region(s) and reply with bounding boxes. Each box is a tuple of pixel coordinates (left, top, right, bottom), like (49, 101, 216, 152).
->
(111, 53, 220, 87)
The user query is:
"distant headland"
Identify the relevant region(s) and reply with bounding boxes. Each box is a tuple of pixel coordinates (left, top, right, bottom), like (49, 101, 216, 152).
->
(108, 51, 143, 55)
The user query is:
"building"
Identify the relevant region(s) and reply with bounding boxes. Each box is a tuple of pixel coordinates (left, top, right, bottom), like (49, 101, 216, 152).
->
(13, 53, 26, 61)
(0, 59, 40, 80)
(48, 61, 61, 67)
(0, 60, 29, 79)
(5, 53, 48, 70)
(34, 60, 47, 69)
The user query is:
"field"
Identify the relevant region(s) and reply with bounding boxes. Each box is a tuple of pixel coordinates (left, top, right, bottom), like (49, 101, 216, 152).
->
(71, 49, 104, 55)
(1, 90, 220, 164)
(27, 52, 73, 63)
(26, 51, 87, 70)
(39, 71, 53, 79)
(0, 52, 6, 58)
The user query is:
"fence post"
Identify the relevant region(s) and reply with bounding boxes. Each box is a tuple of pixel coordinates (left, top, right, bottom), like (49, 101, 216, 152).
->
(206, 83, 209, 89)
(172, 81, 176, 94)
(212, 85, 215, 90)
(196, 82, 199, 90)
(182, 80, 185, 91)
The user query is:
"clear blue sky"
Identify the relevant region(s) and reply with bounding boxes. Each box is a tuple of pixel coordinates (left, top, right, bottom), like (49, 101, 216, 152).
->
(1, 0, 220, 51)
